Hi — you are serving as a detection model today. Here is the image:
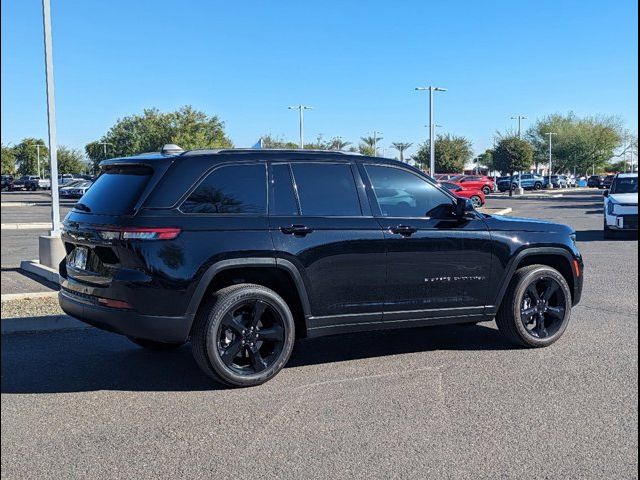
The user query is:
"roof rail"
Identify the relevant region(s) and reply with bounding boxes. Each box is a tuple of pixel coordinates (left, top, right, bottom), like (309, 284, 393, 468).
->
(181, 148, 363, 157)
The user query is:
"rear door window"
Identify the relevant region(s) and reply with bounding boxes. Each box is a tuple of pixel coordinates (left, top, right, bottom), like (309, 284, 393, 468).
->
(181, 163, 267, 214)
(270, 163, 299, 216)
(75, 165, 152, 215)
(290, 163, 361, 216)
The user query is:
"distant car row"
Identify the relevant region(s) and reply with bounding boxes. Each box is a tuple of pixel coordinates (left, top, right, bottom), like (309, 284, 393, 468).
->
(587, 174, 616, 190)
(1, 174, 94, 195)
(1, 175, 50, 191)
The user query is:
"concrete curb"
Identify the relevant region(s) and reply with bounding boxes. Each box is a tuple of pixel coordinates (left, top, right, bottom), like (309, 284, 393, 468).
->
(1, 222, 52, 230)
(0, 202, 37, 207)
(1, 291, 58, 302)
(20, 260, 60, 284)
(1, 314, 88, 334)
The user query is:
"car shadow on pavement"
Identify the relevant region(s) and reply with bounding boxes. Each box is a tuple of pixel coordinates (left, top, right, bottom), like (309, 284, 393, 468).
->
(289, 323, 513, 368)
(576, 229, 638, 242)
(1, 323, 513, 394)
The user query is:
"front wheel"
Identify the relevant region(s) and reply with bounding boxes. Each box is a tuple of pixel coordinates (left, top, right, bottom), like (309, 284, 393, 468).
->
(496, 265, 572, 348)
(533, 182, 542, 190)
(191, 284, 295, 387)
(482, 186, 491, 195)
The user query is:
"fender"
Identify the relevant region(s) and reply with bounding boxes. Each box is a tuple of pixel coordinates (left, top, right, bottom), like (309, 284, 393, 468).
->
(185, 257, 312, 319)
(487, 246, 577, 315)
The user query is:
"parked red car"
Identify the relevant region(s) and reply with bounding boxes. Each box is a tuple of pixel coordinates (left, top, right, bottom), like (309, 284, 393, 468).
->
(452, 175, 495, 195)
(439, 182, 486, 208)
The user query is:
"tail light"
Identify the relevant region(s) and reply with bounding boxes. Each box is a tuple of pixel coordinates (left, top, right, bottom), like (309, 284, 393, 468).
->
(96, 227, 181, 241)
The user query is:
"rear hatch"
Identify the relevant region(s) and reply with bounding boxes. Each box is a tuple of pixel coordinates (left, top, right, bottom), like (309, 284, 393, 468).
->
(61, 160, 172, 288)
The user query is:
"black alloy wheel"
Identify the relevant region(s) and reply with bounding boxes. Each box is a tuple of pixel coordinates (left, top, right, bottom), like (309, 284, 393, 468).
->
(191, 284, 295, 387)
(482, 186, 491, 195)
(216, 299, 286, 375)
(496, 264, 572, 347)
(519, 276, 567, 339)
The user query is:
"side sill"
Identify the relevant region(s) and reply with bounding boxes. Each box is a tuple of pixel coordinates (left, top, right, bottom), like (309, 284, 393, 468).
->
(306, 313, 495, 338)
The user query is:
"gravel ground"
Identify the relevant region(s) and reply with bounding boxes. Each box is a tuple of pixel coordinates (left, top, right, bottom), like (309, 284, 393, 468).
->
(1, 296, 62, 319)
(1, 190, 637, 479)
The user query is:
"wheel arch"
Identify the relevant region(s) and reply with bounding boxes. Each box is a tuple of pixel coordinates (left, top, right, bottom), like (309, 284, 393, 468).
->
(492, 247, 577, 312)
(186, 258, 311, 338)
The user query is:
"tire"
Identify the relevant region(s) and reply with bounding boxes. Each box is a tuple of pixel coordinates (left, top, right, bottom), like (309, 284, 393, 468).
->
(533, 182, 542, 190)
(604, 220, 617, 239)
(495, 265, 572, 348)
(128, 337, 184, 350)
(470, 195, 483, 208)
(191, 284, 295, 387)
(482, 186, 491, 196)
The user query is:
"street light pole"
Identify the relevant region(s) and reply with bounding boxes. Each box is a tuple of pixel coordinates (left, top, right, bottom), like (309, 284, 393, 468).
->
(288, 105, 312, 148)
(546, 132, 557, 189)
(511, 115, 528, 138)
(32, 143, 46, 178)
(416, 86, 447, 176)
(371, 130, 383, 156)
(42, 0, 60, 236)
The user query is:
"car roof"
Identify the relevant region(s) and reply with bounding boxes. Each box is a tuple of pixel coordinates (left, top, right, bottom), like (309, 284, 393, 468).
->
(616, 173, 638, 178)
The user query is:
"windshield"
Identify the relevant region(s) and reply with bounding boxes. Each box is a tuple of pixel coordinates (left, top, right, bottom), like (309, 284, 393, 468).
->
(610, 176, 638, 194)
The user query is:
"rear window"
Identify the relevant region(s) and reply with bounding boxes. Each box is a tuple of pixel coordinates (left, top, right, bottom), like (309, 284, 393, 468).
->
(75, 165, 152, 215)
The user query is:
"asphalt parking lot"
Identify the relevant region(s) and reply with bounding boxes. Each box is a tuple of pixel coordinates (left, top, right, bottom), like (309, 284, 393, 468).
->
(1, 190, 638, 479)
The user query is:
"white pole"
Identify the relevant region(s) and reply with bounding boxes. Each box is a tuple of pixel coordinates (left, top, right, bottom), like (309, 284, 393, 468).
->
(42, 0, 61, 235)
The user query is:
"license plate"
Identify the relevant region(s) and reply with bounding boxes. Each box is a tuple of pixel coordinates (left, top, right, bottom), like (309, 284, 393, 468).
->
(69, 247, 88, 270)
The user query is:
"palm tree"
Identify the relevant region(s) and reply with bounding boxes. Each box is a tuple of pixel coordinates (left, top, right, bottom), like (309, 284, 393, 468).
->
(391, 142, 413, 162)
(328, 137, 351, 151)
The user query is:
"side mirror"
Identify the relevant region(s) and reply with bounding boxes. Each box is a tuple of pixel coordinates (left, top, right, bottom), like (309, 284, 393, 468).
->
(456, 197, 475, 217)
(603, 190, 609, 197)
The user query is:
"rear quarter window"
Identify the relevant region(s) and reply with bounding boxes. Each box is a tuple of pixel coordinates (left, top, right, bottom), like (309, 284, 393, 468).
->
(181, 163, 267, 214)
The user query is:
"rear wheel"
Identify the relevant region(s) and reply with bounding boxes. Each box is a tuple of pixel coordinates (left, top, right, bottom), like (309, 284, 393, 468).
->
(482, 186, 491, 195)
(470, 195, 483, 208)
(496, 265, 572, 348)
(191, 284, 295, 387)
(533, 182, 542, 190)
(127, 337, 184, 351)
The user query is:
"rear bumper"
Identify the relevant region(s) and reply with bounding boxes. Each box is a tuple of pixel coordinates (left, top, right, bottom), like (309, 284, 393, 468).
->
(59, 289, 193, 343)
(605, 213, 638, 230)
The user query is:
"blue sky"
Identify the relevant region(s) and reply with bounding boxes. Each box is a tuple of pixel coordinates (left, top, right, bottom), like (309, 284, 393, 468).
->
(2, 0, 638, 157)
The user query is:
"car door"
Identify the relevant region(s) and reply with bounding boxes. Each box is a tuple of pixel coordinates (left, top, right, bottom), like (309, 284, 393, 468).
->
(268, 160, 387, 329)
(361, 162, 493, 322)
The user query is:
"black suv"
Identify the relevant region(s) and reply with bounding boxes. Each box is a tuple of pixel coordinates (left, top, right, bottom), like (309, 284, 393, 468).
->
(59, 148, 584, 387)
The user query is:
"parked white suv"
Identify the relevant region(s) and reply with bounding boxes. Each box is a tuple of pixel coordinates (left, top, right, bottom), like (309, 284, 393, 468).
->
(604, 173, 638, 239)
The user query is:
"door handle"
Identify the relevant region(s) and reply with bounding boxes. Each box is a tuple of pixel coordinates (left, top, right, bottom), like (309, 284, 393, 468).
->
(280, 224, 314, 236)
(389, 225, 417, 237)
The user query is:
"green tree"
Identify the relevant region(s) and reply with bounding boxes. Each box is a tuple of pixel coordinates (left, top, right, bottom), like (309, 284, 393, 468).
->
(259, 134, 298, 149)
(413, 134, 473, 174)
(391, 142, 412, 162)
(1, 144, 16, 175)
(85, 106, 233, 169)
(476, 148, 495, 172)
(527, 113, 624, 175)
(493, 136, 534, 196)
(359, 136, 381, 156)
(13, 138, 48, 176)
(57, 146, 87, 174)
